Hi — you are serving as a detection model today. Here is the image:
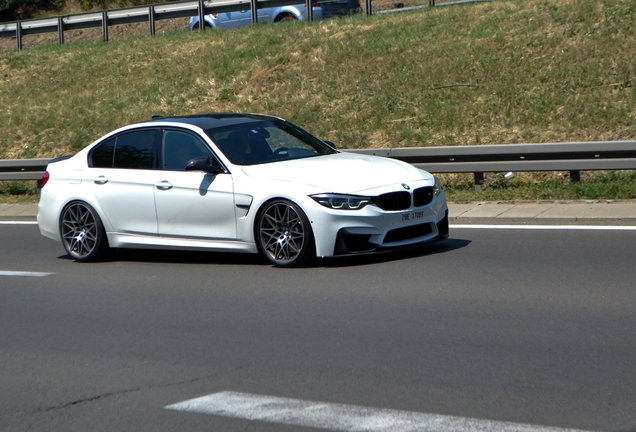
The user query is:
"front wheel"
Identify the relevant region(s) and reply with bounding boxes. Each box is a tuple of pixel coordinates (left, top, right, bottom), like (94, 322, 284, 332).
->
(256, 199, 315, 267)
(278, 15, 297, 22)
(60, 202, 109, 262)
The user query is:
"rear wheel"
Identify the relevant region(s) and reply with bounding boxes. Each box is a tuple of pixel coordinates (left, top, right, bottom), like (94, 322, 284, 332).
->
(60, 202, 109, 262)
(257, 199, 314, 267)
(192, 23, 212, 30)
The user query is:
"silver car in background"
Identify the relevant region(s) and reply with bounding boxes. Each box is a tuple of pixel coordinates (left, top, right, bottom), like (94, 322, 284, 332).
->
(188, 0, 361, 30)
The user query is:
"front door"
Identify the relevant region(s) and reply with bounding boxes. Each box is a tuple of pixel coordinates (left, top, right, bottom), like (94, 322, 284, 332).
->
(154, 130, 237, 240)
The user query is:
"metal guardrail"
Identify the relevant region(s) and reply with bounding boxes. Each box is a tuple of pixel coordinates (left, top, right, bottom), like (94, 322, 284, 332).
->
(0, 0, 487, 50)
(0, 0, 343, 49)
(0, 158, 51, 189)
(2, 141, 635, 190)
(347, 141, 636, 189)
(0, 0, 320, 49)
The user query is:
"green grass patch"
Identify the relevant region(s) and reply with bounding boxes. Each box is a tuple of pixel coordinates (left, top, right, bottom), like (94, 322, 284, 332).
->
(1, 0, 635, 201)
(0, 181, 40, 203)
(441, 171, 636, 201)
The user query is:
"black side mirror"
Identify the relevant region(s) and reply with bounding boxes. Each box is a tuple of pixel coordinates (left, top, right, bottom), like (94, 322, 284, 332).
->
(185, 156, 225, 173)
(324, 140, 337, 149)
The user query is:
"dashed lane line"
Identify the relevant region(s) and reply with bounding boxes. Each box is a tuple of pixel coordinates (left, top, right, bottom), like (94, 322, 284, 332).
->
(0, 270, 54, 277)
(165, 391, 592, 432)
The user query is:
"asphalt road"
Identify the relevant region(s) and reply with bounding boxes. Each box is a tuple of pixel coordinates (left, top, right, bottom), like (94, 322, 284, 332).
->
(1, 224, 635, 432)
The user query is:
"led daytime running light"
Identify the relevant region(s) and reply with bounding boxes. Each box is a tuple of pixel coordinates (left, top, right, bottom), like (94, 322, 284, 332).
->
(311, 194, 371, 210)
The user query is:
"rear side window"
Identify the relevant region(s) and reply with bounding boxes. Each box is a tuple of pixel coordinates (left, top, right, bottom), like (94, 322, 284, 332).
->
(89, 129, 157, 169)
(114, 130, 156, 169)
(91, 138, 116, 168)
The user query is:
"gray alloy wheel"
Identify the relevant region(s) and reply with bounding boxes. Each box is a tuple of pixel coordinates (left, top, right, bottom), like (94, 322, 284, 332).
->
(257, 199, 314, 267)
(60, 202, 108, 262)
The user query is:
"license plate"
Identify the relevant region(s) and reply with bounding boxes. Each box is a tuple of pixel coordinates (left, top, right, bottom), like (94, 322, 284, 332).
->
(402, 210, 424, 222)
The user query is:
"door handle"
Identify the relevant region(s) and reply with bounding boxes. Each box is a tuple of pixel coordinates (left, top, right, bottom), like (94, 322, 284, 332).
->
(93, 176, 108, 185)
(156, 181, 173, 190)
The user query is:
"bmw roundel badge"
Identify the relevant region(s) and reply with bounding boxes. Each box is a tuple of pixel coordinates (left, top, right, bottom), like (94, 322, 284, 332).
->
(402, 183, 410, 190)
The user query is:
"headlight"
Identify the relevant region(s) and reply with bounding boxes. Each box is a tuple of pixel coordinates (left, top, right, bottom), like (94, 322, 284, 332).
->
(311, 194, 371, 210)
(433, 177, 443, 196)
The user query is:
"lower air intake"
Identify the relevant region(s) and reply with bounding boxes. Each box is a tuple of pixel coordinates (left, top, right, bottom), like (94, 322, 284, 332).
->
(384, 223, 433, 243)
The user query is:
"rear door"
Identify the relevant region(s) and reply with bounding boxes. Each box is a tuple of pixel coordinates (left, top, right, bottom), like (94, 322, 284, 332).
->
(89, 128, 159, 235)
(216, 1, 252, 28)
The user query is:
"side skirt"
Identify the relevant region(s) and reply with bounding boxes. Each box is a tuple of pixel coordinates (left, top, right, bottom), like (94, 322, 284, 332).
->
(106, 232, 259, 254)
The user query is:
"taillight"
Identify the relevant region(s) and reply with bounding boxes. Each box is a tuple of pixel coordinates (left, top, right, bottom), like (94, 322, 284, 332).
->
(41, 171, 50, 188)
(312, 2, 320, 6)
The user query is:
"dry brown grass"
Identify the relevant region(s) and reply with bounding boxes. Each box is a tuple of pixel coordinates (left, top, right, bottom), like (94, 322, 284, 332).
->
(1, 0, 635, 161)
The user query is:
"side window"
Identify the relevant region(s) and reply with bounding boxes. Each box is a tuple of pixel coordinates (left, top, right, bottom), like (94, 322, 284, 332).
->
(113, 130, 157, 169)
(162, 130, 212, 171)
(90, 137, 116, 168)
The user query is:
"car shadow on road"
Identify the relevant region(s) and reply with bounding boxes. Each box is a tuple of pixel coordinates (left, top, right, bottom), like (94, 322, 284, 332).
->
(57, 248, 270, 266)
(311, 237, 472, 268)
(56, 238, 471, 268)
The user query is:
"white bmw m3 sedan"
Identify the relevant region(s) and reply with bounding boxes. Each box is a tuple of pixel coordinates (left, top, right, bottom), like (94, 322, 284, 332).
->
(37, 113, 448, 267)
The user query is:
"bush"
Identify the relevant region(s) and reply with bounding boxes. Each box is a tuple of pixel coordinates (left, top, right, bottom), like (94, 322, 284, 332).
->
(0, 181, 37, 196)
(0, 0, 63, 21)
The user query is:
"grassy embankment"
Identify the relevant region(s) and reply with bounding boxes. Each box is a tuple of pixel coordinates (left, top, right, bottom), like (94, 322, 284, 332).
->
(1, 0, 635, 203)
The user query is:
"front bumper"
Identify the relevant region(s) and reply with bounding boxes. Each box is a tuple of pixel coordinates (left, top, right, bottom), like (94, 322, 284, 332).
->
(307, 190, 448, 257)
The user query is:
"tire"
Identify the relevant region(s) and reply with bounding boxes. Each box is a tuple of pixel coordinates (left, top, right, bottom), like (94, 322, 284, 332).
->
(192, 23, 212, 30)
(278, 15, 297, 22)
(60, 202, 109, 262)
(256, 199, 315, 267)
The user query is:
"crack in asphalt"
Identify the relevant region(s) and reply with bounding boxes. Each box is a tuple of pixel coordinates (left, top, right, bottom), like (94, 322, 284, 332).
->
(40, 369, 243, 413)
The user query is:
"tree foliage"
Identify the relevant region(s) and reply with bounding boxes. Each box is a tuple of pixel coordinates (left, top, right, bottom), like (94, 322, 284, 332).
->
(0, 0, 63, 21)
(0, 0, 170, 21)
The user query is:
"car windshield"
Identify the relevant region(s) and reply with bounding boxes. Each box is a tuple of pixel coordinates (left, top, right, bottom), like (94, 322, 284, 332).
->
(205, 120, 336, 165)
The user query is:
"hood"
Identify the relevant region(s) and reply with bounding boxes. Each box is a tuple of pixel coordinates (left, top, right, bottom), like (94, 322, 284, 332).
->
(240, 152, 432, 194)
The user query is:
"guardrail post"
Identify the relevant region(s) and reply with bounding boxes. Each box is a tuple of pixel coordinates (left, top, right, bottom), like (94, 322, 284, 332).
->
(306, 0, 313, 21)
(365, 0, 372, 15)
(570, 170, 581, 183)
(16, 21, 22, 50)
(250, 0, 258, 24)
(102, 11, 109, 41)
(149, 6, 156, 36)
(474, 172, 484, 191)
(57, 16, 64, 45)
(428, 0, 435, 6)
(198, 0, 205, 31)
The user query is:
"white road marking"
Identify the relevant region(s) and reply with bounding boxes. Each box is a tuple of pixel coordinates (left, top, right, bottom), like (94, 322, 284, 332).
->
(0, 221, 38, 225)
(450, 224, 636, 231)
(165, 391, 592, 432)
(0, 270, 54, 277)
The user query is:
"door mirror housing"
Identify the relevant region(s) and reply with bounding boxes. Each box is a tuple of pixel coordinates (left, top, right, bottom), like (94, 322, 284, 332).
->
(185, 156, 226, 173)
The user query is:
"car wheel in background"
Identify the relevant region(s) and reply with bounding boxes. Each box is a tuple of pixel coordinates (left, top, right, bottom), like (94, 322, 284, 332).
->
(192, 23, 212, 30)
(60, 202, 109, 262)
(257, 199, 314, 267)
(277, 15, 297, 22)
